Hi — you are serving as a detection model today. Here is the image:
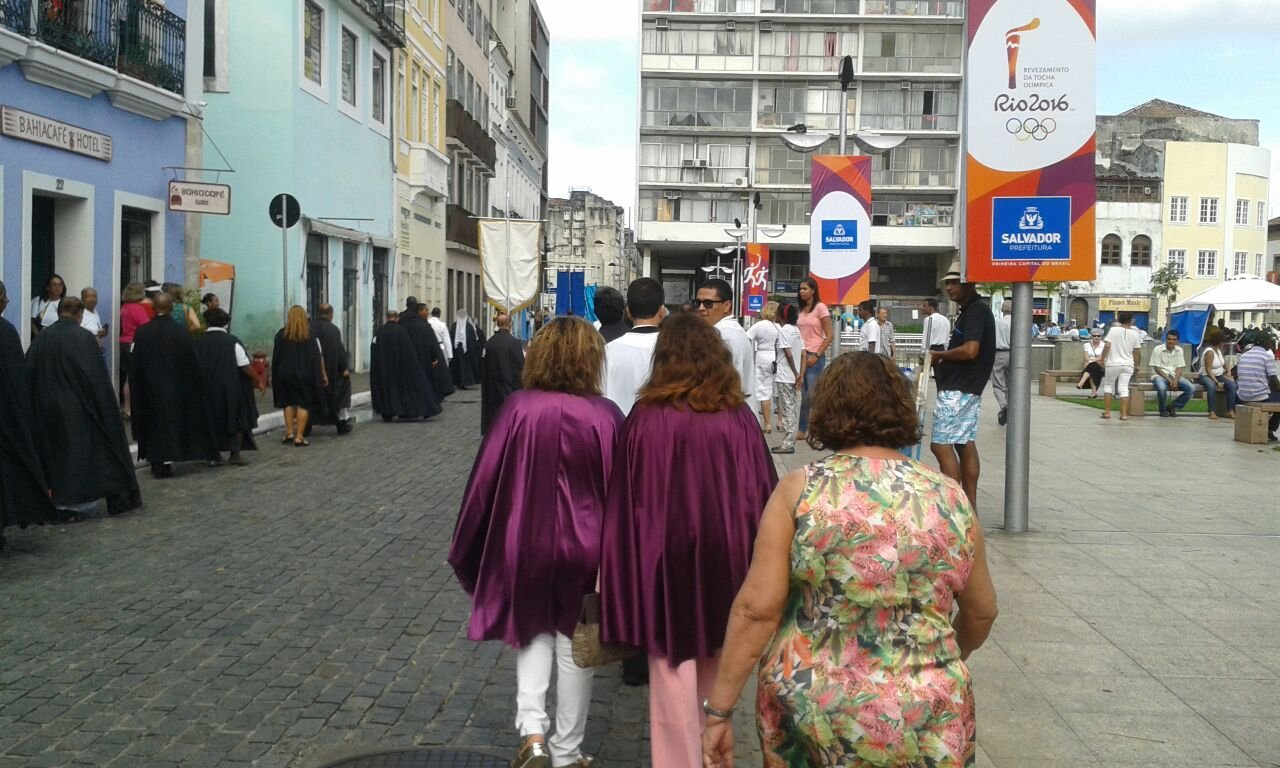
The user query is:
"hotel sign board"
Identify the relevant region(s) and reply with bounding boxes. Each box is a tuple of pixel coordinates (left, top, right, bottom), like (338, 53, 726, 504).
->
(0, 106, 113, 162)
(169, 181, 233, 215)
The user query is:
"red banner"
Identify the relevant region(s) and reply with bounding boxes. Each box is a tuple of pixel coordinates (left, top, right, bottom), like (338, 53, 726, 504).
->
(743, 243, 770, 316)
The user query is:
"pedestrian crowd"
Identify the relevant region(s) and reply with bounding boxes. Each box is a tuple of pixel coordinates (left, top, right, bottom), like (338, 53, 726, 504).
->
(450, 269, 1000, 768)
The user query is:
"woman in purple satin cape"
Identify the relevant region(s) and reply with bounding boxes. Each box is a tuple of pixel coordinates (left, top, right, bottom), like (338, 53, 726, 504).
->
(598, 312, 778, 768)
(448, 317, 622, 768)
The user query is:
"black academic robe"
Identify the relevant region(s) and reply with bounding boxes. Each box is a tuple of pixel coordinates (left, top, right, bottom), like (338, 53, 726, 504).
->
(130, 316, 219, 464)
(310, 319, 352, 426)
(27, 318, 141, 510)
(450, 320, 482, 389)
(600, 320, 630, 344)
(401, 314, 455, 401)
(0, 316, 56, 534)
(480, 330, 525, 435)
(194, 330, 259, 451)
(271, 332, 325, 410)
(370, 321, 441, 420)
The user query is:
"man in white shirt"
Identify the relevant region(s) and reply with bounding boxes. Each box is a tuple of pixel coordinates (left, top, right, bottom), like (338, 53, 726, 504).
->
(991, 300, 1012, 425)
(694, 279, 755, 409)
(604, 278, 667, 416)
(855, 301, 879, 353)
(429, 307, 453, 364)
(921, 298, 951, 354)
(1101, 311, 1143, 420)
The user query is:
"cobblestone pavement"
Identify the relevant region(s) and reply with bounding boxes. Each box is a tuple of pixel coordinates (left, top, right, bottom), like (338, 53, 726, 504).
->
(1, 393, 760, 768)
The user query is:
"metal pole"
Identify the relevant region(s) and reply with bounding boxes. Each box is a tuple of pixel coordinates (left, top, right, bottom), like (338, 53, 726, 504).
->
(1005, 281, 1033, 532)
(280, 195, 289, 324)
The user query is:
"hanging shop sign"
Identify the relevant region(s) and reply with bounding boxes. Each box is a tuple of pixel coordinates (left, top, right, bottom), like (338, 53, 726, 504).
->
(168, 181, 232, 215)
(964, 0, 1096, 283)
(1099, 297, 1152, 312)
(809, 155, 873, 306)
(1, 106, 113, 162)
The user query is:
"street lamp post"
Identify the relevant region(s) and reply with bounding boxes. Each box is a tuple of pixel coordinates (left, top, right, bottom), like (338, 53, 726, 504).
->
(724, 222, 748, 317)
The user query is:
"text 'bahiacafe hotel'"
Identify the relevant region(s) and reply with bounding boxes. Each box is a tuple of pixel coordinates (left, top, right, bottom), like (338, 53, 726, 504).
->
(636, 0, 964, 309)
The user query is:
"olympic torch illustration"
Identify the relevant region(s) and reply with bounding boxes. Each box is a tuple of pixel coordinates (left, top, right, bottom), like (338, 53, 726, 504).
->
(1005, 18, 1041, 90)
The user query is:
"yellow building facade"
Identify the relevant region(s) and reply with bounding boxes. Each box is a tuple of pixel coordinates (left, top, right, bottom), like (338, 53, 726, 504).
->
(393, 0, 451, 311)
(1162, 141, 1271, 323)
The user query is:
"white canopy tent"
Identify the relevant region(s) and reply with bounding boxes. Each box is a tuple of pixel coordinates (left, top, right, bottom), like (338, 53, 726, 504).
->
(1172, 276, 1280, 312)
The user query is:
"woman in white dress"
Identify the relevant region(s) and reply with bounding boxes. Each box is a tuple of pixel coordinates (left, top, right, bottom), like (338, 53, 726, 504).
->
(30, 273, 66, 335)
(746, 301, 780, 432)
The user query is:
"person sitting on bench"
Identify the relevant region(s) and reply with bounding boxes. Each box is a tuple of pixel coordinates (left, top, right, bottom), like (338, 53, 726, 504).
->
(1237, 331, 1280, 443)
(1150, 330, 1195, 417)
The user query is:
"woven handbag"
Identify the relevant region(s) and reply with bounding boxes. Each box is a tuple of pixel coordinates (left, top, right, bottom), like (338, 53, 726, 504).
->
(571, 592, 640, 668)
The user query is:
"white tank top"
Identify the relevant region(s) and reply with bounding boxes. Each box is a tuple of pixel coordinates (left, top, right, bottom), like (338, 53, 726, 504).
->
(1199, 346, 1225, 377)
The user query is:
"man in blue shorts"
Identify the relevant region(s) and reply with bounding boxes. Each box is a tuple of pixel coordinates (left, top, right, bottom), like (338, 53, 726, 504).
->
(930, 261, 996, 510)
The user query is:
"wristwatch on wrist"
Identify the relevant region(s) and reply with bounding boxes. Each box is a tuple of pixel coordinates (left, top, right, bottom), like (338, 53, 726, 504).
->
(702, 698, 736, 720)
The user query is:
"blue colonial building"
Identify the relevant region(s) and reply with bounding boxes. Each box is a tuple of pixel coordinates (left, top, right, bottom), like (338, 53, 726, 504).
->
(0, 0, 199, 350)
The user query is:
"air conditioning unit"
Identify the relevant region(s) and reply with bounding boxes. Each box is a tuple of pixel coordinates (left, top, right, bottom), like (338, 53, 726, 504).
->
(695, 159, 709, 168)
(725, 20, 736, 31)
(760, 20, 772, 32)
(899, 80, 912, 90)
(505, 96, 517, 109)
(663, 190, 682, 200)
(655, 17, 669, 29)
(733, 177, 748, 187)
(682, 158, 697, 168)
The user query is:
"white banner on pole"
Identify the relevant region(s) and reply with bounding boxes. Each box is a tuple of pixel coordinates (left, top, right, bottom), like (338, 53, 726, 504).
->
(479, 219, 542, 314)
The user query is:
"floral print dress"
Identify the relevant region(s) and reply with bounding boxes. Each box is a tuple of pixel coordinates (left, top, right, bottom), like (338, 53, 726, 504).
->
(757, 454, 978, 767)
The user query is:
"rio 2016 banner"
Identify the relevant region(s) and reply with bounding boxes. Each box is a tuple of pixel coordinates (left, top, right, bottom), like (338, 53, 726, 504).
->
(743, 243, 770, 317)
(965, 0, 1096, 283)
(809, 155, 872, 306)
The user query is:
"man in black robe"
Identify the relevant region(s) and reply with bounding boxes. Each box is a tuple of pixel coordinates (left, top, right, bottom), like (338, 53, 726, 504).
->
(130, 293, 219, 477)
(401, 300, 454, 402)
(371, 310, 441, 422)
(195, 308, 262, 465)
(310, 303, 353, 435)
(27, 297, 141, 516)
(0, 282, 57, 546)
(480, 313, 525, 435)
(450, 310, 482, 389)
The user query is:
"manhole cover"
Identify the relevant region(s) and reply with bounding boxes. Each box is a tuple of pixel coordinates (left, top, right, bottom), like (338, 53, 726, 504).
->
(320, 749, 507, 768)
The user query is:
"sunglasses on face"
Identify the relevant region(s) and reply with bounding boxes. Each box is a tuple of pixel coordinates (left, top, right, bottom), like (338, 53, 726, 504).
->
(691, 298, 728, 309)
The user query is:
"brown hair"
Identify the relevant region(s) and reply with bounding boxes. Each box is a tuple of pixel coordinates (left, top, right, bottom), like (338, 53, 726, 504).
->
(522, 316, 604, 396)
(638, 312, 745, 413)
(807, 352, 920, 451)
(284, 305, 311, 342)
(121, 282, 146, 303)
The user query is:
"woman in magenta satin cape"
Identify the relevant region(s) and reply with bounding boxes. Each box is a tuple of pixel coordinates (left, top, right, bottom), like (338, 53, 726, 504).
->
(597, 311, 778, 768)
(448, 317, 622, 768)
(449, 387, 622, 646)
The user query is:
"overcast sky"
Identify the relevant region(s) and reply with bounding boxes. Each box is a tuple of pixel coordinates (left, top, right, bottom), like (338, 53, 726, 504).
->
(537, 0, 1280, 221)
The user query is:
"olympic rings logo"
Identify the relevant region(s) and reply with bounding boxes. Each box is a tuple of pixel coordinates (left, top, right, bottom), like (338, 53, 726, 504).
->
(1005, 117, 1056, 142)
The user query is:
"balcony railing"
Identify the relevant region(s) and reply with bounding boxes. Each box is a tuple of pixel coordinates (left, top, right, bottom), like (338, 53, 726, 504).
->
(865, 0, 963, 17)
(446, 204, 479, 250)
(353, 0, 405, 47)
(445, 99, 496, 170)
(14, 0, 186, 94)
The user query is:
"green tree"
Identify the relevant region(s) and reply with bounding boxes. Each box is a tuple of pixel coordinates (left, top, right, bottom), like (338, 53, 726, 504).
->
(1150, 263, 1185, 325)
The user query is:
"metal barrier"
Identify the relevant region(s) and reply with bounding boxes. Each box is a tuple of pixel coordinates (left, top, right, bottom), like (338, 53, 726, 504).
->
(0, 0, 31, 35)
(117, 0, 186, 94)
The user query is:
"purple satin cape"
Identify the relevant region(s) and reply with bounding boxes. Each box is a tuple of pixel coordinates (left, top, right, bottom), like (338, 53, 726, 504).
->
(448, 389, 623, 648)
(599, 402, 778, 664)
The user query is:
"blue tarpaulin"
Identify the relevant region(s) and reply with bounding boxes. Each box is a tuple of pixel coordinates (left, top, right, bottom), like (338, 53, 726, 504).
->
(554, 271, 587, 316)
(1167, 307, 1213, 346)
(583, 285, 598, 323)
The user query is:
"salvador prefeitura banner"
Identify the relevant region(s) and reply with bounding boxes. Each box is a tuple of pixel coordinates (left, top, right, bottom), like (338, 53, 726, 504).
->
(809, 155, 872, 306)
(964, 0, 1096, 283)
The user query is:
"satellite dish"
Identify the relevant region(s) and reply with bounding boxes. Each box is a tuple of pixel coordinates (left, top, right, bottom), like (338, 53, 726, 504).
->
(852, 132, 907, 154)
(779, 132, 832, 154)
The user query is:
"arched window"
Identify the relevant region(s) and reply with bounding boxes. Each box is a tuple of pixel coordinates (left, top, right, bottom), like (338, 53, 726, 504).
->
(1131, 235, 1152, 267)
(1101, 234, 1122, 266)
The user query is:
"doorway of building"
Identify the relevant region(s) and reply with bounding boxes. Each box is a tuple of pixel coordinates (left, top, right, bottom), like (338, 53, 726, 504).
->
(342, 242, 358, 352)
(1070, 298, 1089, 328)
(372, 247, 388, 332)
(121, 207, 153, 288)
(305, 234, 328, 316)
(30, 196, 56, 303)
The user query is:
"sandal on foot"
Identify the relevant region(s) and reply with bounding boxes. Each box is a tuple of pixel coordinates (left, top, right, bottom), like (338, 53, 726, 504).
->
(282, 434, 295, 444)
(294, 439, 310, 447)
(513, 736, 550, 768)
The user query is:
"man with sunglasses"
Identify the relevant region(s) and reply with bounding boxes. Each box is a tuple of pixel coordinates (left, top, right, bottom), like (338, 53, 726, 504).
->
(694, 279, 755, 409)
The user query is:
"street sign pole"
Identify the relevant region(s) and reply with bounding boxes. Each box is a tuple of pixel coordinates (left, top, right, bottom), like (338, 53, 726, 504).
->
(1005, 282, 1033, 532)
(269, 193, 302, 325)
(281, 207, 289, 323)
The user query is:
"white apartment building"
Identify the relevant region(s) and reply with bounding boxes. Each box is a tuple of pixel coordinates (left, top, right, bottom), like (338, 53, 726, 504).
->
(636, 0, 964, 307)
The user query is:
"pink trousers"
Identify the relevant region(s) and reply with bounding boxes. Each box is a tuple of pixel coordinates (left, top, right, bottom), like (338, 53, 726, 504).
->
(647, 655, 721, 768)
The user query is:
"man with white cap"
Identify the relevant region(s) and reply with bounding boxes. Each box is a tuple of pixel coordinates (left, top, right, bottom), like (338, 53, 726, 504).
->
(929, 260, 996, 511)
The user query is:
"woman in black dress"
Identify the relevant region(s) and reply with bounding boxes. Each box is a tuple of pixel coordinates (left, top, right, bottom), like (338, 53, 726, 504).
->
(272, 305, 327, 446)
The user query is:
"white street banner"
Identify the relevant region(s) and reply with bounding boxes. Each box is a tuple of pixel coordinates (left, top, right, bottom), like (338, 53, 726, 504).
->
(479, 220, 542, 314)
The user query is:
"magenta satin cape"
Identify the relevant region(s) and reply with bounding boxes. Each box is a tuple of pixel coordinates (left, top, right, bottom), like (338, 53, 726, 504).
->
(448, 389, 623, 648)
(599, 402, 778, 664)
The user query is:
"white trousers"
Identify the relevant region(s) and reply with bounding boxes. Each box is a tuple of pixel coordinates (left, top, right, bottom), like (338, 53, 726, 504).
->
(1102, 364, 1135, 398)
(515, 633, 593, 766)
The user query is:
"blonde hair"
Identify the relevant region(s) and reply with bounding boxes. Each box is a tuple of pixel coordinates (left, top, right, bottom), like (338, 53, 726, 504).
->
(284, 305, 311, 342)
(522, 317, 605, 396)
(760, 300, 779, 322)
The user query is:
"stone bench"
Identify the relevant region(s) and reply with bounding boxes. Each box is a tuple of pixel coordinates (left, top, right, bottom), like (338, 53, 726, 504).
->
(1038, 370, 1082, 397)
(1234, 402, 1280, 444)
(1127, 378, 1228, 418)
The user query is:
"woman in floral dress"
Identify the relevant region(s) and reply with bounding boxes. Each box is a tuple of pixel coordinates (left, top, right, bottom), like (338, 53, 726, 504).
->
(701, 352, 999, 768)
